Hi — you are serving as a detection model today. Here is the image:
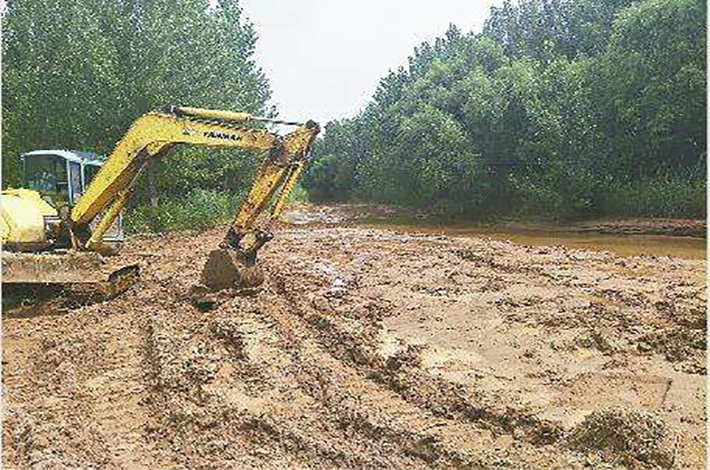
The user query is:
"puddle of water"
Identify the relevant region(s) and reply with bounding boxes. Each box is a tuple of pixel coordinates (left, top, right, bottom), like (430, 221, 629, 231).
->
(348, 220, 707, 260)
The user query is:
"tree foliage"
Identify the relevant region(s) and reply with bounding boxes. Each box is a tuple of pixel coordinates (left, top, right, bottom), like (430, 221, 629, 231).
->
(303, 0, 706, 220)
(2, 0, 271, 207)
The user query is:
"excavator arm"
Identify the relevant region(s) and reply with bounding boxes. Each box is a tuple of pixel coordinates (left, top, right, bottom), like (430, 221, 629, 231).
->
(70, 106, 319, 289)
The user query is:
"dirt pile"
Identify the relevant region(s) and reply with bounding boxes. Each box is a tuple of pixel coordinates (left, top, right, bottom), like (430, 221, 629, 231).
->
(3, 209, 706, 468)
(569, 409, 675, 468)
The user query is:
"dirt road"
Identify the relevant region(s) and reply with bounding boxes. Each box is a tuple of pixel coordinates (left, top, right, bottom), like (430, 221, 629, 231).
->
(3, 207, 706, 468)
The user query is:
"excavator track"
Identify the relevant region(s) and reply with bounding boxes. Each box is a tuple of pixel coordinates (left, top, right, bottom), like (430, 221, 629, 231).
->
(2, 252, 139, 316)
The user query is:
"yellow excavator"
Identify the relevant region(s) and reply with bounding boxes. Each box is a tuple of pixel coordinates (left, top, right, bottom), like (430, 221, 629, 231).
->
(1, 106, 320, 306)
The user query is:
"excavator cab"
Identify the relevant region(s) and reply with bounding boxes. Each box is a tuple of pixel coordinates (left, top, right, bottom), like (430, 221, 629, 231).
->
(2, 150, 133, 311)
(21, 150, 124, 243)
(23, 150, 95, 206)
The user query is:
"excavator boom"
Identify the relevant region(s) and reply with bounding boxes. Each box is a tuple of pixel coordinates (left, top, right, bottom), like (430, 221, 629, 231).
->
(71, 107, 318, 249)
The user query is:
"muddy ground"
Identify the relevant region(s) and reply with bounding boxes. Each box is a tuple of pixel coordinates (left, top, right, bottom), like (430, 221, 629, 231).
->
(3, 206, 707, 468)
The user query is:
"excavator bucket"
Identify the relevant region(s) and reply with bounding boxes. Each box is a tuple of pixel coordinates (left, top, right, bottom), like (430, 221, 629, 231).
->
(2, 251, 139, 314)
(190, 248, 265, 310)
(199, 248, 264, 290)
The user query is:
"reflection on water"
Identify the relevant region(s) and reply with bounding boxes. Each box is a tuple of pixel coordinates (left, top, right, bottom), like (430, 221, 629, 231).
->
(347, 219, 707, 260)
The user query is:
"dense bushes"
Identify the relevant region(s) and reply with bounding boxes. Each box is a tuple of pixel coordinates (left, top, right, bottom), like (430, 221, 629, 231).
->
(124, 189, 243, 234)
(303, 0, 706, 220)
(124, 181, 309, 235)
(600, 165, 707, 218)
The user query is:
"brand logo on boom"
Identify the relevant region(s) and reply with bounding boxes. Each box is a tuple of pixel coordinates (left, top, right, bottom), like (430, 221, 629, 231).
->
(204, 131, 242, 141)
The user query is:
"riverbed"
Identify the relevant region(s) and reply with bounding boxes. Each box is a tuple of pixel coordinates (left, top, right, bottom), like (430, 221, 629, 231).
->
(283, 203, 706, 260)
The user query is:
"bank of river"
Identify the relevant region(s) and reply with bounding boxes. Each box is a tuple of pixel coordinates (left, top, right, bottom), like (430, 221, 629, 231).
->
(350, 221, 706, 260)
(283, 204, 707, 260)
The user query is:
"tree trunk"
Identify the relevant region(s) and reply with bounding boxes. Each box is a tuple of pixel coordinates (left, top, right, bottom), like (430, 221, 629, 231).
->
(146, 162, 159, 207)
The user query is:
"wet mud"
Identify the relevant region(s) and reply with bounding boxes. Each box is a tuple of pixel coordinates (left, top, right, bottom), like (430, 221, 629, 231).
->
(3, 206, 706, 468)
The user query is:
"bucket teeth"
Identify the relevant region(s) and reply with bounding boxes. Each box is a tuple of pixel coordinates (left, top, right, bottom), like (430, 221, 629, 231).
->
(200, 248, 265, 291)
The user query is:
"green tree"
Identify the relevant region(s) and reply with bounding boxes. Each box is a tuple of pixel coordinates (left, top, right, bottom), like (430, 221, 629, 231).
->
(2, 0, 120, 186)
(299, 0, 706, 220)
(591, 0, 706, 176)
(2, 0, 272, 204)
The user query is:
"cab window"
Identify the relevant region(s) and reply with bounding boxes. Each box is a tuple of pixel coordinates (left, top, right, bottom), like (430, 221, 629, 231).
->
(84, 164, 100, 186)
(68, 161, 82, 203)
(24, 154, 69, 197)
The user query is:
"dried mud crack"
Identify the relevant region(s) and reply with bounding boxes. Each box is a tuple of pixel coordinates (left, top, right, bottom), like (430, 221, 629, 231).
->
(3, 217, 706, 468)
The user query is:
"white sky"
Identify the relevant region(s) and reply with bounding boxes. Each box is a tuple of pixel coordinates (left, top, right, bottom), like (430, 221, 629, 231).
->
(240, 1, 502, 125)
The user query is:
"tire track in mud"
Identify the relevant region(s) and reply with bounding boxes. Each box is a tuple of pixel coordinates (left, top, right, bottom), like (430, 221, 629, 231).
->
(2, 291, 166, 468)
(269, 274, 562, 442)
(265, 227, 704, 467)
(225, 290, 481, 467)
(138, 226, 703, 467)
(139, 265, 571, 467)
(142, 294, 471, 467)
(83, 304, 157, 467)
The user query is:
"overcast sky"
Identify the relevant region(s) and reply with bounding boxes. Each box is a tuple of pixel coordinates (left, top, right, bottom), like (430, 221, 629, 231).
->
(240, 1, 502, 125)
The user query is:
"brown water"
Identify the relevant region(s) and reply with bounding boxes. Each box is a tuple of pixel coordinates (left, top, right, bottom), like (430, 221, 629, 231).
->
(282, 205, 706, 261)
(349, 221, 707, 260)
